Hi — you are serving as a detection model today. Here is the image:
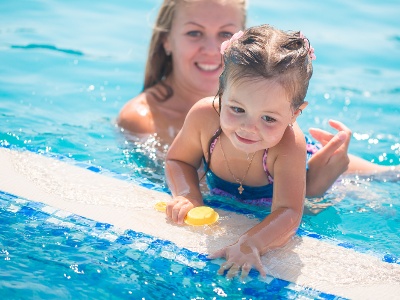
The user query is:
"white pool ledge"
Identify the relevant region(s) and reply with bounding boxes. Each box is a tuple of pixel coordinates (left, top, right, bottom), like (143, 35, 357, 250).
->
(1, 148, 399, 300)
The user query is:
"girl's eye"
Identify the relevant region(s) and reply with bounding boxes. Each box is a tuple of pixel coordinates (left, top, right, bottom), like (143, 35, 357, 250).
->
(262, 115, 276, 123)
(187, 31, 202, 37)
(219, 31, 233, 39)
(231, 106, 244, 113)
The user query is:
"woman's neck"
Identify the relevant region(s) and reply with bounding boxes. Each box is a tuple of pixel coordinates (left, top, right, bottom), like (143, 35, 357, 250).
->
(165, 74, 214, 113)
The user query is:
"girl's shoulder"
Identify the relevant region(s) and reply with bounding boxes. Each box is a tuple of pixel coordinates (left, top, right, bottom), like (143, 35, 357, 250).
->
(186, 97, 220, 124)
(190, 96, 219, 112)
(270, 123, 306, 158)
(184, 97, 221, 146)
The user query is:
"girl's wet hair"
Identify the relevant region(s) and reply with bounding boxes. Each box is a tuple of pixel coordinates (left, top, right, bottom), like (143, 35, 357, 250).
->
(216, 24, 314, 111)
(205, 24, 314, 172)
(143, 0, 247, 100)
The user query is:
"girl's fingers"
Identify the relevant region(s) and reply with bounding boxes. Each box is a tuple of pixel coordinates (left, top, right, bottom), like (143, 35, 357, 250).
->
(240, 263, 252, 280)
(177, 203, 191, 224)
(226, 264, 240, 279)
(218, 262, 234, 275)
(254, 259, 266, 277)
(166, 199, 189, 224)
(165, 200, 177, 219)
(171, 204, 181, 223)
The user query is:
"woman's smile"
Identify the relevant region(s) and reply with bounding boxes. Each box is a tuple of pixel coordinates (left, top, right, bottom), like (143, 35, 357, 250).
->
(195, 62, 222, 74)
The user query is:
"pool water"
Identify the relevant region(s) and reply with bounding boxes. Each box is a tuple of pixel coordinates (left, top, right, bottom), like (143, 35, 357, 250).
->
(0, 191, 342, 299)
(1, 0, 399, 298)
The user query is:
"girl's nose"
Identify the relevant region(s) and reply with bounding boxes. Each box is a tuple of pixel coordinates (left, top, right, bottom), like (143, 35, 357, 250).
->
(240, 118, 258, 133)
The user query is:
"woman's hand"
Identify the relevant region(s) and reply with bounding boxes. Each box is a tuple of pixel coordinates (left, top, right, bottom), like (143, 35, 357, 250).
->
(208, 237, 266, 280)
(166, 196, 195, 225)
(306, 119, 351, 197)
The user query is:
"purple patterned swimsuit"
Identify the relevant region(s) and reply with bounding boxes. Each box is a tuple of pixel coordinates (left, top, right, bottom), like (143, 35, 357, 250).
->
(203, 134, 320, 207)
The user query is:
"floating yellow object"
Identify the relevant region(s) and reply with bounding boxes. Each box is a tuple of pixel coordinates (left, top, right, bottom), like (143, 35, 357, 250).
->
(154, 202, 219, 226)
(184, 206, 219, 226)
(154, 201, 167, 212)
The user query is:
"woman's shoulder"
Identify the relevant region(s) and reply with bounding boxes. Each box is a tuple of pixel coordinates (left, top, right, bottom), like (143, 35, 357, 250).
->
(117, 92, 154, 133)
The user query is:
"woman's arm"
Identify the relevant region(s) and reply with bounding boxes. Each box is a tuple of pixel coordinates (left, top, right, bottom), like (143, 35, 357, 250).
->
(306, 119, 351, 197)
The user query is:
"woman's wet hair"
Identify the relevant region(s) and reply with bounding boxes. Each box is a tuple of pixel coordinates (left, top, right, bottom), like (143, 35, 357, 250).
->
(143, 0, 247, 101)
(216, 24, 314, 111)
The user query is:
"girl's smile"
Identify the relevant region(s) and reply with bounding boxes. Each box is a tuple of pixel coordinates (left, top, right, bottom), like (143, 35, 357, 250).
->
(235, 133, 260, 144)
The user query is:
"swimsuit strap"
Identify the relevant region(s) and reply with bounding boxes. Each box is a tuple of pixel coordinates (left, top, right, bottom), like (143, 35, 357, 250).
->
(262, 149, 274, 184)
(209, 135, 219, 154)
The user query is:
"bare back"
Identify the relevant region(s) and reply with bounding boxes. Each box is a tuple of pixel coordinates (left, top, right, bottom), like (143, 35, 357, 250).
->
(117, 84, 190, 144)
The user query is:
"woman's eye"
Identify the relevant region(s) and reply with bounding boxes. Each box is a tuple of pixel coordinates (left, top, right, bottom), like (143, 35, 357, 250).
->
(262, 115, 276, 123)
(187, 31, 202, 37)
(219, 31, 233, 39)
(231, 106, 244, 113)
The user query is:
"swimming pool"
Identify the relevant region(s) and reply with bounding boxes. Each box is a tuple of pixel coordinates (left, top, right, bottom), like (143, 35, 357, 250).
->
(1, 0, 399, 299)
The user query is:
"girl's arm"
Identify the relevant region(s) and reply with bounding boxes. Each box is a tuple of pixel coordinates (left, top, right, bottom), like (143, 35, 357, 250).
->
(165, 159, 203, 224)
(165, 98, 215, 224)
(209, 125, 306, 278)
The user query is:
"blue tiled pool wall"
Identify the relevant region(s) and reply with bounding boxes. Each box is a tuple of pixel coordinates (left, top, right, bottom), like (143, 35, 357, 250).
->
(1, 144, 399, 266)
(0, 190, 344, 299)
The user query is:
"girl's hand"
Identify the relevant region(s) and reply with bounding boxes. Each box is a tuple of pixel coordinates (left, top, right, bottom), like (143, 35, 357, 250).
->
(208, 237, 267, 279)
(166, 196, 195, 225)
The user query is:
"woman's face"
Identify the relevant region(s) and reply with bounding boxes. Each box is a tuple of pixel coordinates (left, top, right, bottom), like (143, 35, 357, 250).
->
(163, 0, 243, 97)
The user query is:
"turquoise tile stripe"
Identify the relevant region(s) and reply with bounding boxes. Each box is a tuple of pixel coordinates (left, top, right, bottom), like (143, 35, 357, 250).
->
(0, 189, 344, 299)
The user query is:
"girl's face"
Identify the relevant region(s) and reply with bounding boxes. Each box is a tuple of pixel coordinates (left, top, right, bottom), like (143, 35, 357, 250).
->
(220, 79, 302, 154)
(163, 0, 243, 96)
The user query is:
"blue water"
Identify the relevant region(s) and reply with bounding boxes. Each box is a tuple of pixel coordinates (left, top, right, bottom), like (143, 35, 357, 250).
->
(1, 0, 399, 298)
(0, 191, 341, 299)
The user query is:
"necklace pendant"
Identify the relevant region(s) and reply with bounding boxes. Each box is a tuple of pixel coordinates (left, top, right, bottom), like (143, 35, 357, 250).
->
(238, 184, 244, 194)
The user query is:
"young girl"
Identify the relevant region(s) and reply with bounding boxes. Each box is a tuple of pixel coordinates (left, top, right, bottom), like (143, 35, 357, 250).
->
(165, 24, 315, 279)
(119, 0, 393, 199)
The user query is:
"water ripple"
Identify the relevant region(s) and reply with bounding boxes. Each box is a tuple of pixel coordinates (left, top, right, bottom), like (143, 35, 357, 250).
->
(389, 35, 400, 43)
(11, 44, 84, 56)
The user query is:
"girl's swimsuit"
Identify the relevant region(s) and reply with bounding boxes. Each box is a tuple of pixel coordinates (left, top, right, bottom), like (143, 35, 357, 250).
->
(203, 134, 320, 206)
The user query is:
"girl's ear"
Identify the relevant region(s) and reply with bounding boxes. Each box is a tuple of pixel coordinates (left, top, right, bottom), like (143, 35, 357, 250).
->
(291, 101, 308, 122)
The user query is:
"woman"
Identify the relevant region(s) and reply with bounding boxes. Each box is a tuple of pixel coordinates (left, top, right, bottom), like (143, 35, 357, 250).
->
(117, 0, 388, 197)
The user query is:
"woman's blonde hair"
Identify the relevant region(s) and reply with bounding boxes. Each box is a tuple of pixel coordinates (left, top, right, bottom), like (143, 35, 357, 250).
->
(143, 0, 247, 92)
